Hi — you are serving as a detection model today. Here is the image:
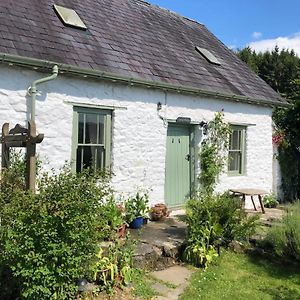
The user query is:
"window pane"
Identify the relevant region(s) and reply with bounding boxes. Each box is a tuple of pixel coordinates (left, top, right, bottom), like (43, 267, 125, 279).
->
(84, 114, 105, 144)
(229, 151, 241, 172)
(78, 113, 84, 144)
(98, 115, 105, 145)
(76, 146, 105, 172)
(95, 146, 105, 169)
(85, 113, 98, 144)
(76, 146, 83, 172)
(230, 130, 241, 150)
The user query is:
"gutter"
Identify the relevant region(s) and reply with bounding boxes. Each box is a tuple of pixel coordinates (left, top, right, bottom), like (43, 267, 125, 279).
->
(0, 53, 290, 108)
(28, 65, 59, 122)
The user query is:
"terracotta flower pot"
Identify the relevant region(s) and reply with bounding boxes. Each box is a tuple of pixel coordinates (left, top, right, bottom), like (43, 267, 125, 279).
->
(118, 223, 126, 238)
(150, 203, 169, 221)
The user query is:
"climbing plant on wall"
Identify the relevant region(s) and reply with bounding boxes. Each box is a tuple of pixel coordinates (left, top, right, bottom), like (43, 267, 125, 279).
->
(198, 112, 231, 194)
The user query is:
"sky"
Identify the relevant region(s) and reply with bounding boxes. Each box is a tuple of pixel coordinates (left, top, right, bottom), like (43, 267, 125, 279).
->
(147, 0, 300, 55)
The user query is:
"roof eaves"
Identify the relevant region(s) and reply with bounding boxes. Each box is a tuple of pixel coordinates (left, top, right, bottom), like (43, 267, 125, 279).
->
(0, 53, 290, 108)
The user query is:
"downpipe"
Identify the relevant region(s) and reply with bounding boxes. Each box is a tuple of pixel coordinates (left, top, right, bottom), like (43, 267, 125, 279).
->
(28, 65, 59, 122)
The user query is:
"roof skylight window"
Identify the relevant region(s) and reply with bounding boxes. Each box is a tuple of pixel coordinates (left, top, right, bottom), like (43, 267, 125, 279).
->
(195, 46, 221, 65)
(53, 4, 87, 30)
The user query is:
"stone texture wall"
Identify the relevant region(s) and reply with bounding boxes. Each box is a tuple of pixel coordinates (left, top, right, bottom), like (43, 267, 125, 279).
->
(0, 66, 274, 207)
(272, 145, 283, 201)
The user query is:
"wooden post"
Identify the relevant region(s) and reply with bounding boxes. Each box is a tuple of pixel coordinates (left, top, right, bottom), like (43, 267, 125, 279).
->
(1, 121, 43, 193)
(26, 121, 37, 193)
(1, 123, 10, 170)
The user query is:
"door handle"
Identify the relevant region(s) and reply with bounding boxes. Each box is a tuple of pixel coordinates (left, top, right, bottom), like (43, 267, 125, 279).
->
(185, 154, 190, 161)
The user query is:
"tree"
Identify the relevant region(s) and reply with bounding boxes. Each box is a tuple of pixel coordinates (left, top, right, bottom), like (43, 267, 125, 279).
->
(237, 47, 300, 201)
(237, 46, 259, 74)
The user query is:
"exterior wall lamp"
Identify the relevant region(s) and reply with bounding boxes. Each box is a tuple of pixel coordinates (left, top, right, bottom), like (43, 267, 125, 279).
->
(157, 102, 162, 111)
(176, 117, 191, 124)
(200, 121, 208, 135)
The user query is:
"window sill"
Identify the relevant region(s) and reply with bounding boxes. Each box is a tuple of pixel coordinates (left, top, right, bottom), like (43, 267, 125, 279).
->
(227, 172, 246, 177)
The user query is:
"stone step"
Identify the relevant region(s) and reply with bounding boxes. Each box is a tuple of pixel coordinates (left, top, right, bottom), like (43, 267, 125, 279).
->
(130, 217, 187, 271)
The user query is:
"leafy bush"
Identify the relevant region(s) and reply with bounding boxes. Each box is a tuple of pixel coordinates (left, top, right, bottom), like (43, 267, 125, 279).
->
(0, 150, 42, 200)
(91, 236, 135, 294)
(0, 150, 27, 200)
(183, 219, 219, 269)
(0, 167, 114, 300)
(263, 193, 279, 208)
(184, 192, 259, 268)
(97, 197, 126, 241)
(265, 202, 300, 261)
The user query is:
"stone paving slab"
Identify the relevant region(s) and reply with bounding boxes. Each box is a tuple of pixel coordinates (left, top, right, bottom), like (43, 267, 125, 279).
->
(246, 207, 284, 226)
(151, 265, 194, 300)
(152, 265, 193, 286)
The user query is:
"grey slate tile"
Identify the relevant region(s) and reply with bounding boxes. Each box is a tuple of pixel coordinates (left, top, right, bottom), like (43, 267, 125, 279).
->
(0, 0, 286, 105)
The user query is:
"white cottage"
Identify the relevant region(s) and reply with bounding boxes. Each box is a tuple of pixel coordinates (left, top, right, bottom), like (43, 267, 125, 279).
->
(0, 0, 287, 207)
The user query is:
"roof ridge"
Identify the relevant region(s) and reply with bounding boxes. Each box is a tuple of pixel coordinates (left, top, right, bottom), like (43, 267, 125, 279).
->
(132, 0, 204, 26)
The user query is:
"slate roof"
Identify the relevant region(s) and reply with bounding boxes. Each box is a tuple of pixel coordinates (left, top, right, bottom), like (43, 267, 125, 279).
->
(0, 0, 286, 105)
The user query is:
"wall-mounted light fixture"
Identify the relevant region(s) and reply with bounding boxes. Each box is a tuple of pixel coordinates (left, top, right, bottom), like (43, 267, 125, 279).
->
(157, 102, 162, 111)
(200, 121, 208, 135)
(176, 117, 191, 124)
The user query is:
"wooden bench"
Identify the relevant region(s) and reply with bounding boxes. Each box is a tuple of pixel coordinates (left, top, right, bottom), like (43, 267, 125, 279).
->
(229, 188, 267, 214)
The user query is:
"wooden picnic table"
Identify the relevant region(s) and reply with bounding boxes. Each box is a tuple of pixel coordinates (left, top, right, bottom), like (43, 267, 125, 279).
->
(229, 188, 267, 214)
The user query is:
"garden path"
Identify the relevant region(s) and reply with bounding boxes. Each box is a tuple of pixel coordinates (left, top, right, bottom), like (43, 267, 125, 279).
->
(246, 207, 284, 226)
(150, 265, 194, 300)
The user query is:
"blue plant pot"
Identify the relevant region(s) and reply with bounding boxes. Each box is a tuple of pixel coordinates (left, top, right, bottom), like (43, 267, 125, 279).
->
(129, 217, 144, 229)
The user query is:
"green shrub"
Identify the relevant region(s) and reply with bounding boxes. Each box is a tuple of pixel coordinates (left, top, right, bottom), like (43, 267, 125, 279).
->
(0, 150, 42, 200)
(263, 193, 279, 208)
(91, 236, 135, 294)
(266, 202, 300, 261)
(183, 218, 219, 269)
(0, 167, 113, 300)
(97, 197, 126, 241)
(0, 150, 27, 201)
(184, 192, 259, 268)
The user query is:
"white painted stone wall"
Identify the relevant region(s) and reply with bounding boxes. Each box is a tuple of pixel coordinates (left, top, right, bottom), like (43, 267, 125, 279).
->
(272, 145, 283, 201)
(0, 65, 274, 207)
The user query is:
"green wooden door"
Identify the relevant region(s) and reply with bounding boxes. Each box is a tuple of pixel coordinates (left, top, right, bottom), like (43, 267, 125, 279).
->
(165, 125, 191, 207)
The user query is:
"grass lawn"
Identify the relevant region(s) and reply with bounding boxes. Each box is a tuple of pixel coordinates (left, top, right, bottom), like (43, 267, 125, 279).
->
(181, 250, 300, 300)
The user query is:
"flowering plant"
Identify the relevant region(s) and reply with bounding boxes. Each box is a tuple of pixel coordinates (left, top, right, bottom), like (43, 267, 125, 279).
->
(272, 132, 284, 146)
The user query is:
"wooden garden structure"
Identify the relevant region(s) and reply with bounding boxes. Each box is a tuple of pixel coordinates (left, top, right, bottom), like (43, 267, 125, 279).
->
(1, 121, 44, 192)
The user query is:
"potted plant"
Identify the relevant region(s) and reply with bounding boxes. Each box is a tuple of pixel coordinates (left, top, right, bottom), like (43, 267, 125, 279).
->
(97, 198, 127, 240)
(116, 204, 126, 238)
(263, 193, 279, 208)
(125, 191, 149, 229)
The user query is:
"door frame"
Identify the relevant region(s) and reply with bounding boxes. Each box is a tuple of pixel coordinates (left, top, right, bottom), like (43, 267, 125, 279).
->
(164, 122, 196, 209)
